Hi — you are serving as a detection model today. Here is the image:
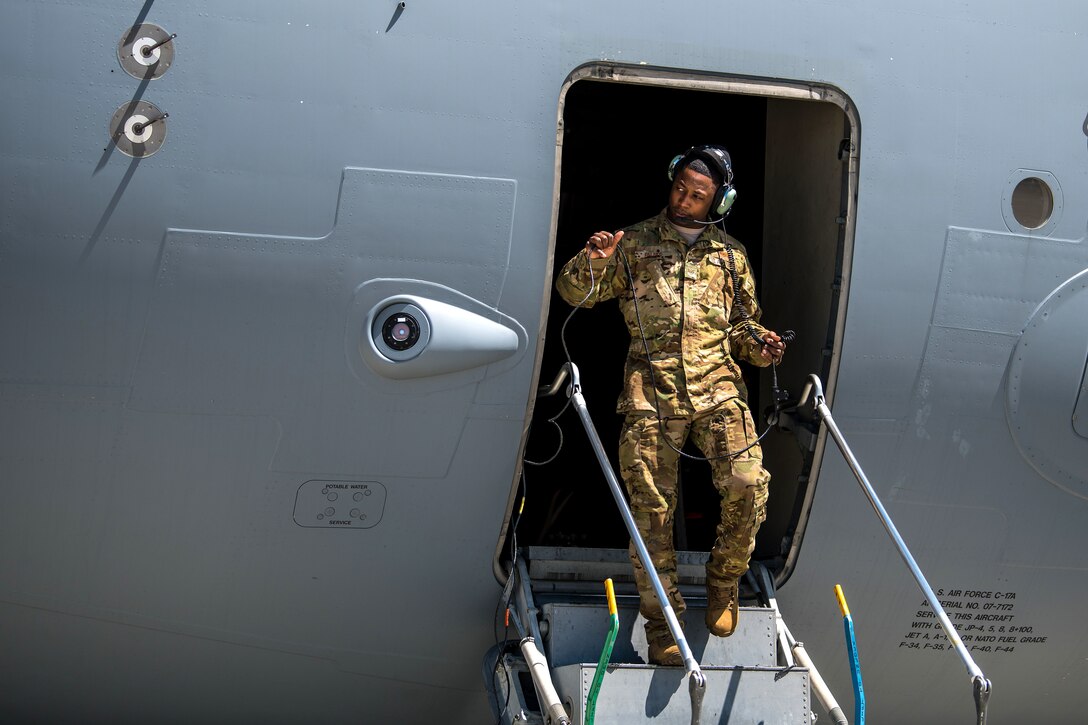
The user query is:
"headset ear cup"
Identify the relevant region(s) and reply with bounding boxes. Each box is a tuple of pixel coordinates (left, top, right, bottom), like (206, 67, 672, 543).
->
(710, 188, 723, 215)
(718, 186, 737, 216)
(667, 155, 683, 181)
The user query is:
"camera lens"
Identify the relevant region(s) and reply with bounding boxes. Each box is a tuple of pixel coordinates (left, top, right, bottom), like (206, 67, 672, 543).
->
(382, 313, 420, 351)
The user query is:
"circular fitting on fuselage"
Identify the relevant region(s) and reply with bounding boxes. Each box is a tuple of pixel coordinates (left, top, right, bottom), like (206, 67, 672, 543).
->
(372, 303, 430, 361)
(1006, 269, 1088, 499)
(109, 100, 168, 158)
(1002, 169, 1062, 236)
(382, 313, 421, 351)
(117, 23, 175, 80)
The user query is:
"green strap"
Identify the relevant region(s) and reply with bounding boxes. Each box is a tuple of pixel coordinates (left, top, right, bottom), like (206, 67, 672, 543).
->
(585, 612, 619, 725)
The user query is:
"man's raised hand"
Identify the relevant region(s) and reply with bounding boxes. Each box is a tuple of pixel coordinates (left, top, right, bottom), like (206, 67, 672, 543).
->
(586, 230, 624, 259)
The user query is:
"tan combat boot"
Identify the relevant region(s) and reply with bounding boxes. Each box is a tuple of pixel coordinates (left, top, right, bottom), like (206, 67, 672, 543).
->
(705, 580, 740, 637)
(647, 637, 683, 667)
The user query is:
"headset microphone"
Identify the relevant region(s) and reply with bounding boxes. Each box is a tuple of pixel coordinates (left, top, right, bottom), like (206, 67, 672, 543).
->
(672, 211, 729, 226)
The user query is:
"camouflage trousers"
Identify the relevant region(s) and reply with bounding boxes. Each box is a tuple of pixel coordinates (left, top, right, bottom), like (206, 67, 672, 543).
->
(619, 399, 770, 643)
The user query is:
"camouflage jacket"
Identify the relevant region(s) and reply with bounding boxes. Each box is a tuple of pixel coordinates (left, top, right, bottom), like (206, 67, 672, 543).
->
(556, 210, 770, 416)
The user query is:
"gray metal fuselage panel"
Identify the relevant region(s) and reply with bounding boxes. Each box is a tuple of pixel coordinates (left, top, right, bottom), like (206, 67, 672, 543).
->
(1, 2, 1086, 724)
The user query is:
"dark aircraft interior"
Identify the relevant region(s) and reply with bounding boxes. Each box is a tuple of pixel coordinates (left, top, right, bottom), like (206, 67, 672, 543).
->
(514, 77, 852, 579)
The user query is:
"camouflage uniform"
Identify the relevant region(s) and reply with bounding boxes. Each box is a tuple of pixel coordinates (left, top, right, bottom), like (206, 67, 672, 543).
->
(556, 210, 772, 645)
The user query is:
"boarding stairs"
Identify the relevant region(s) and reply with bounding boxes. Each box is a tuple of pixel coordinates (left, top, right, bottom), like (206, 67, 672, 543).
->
(484, 548, 816, 724)
(484, 366, 992, 724)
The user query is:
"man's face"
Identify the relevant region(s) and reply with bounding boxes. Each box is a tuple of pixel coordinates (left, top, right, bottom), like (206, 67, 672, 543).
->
(667, 166, 717, 227)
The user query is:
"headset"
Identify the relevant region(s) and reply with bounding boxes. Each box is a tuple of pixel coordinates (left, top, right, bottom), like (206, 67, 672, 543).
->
(667, 144, 737, 219)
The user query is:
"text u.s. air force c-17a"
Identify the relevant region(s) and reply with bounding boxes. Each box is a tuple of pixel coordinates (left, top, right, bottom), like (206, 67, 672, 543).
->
(1, 1, 1086, 723)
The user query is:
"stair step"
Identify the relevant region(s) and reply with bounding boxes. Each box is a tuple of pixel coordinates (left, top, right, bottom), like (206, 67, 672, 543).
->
(553, 662, 811, 724)
(528, 546, 722, 591)
(543, 602, 777, 668)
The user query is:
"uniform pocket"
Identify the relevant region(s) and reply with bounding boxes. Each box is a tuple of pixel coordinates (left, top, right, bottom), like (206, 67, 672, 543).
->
(619, 417, 670, 513)
(711, 398, 761, 463)
(697, 254, 729, 312)
(629, 252, 678, 308)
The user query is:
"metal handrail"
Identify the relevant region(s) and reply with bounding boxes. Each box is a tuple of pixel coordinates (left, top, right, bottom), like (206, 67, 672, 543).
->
(798, 374, 992, 725)
(508, 557, 570, 725)
(540, 363, 707, 723)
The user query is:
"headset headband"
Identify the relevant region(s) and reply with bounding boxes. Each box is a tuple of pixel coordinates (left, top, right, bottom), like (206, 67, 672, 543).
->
(678, 145, 733, 187)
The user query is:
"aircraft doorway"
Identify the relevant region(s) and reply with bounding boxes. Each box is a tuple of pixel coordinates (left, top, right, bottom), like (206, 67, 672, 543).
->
(517, 65, 857, 585)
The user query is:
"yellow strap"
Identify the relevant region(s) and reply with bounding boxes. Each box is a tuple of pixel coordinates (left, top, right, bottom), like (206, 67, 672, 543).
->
(834, 584, 851, 617)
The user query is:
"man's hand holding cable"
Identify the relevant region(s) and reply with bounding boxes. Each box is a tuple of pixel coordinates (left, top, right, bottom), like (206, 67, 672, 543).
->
(760, 331, 786, 365)
(586, 230, 624, 259)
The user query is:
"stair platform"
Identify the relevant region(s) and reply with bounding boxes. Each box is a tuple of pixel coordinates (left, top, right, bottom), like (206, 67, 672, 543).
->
(543, 602, 778, 668)
(542, 601, 810, 723)
(553, 662, 810, 724)
(484, 548, 813, 723)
